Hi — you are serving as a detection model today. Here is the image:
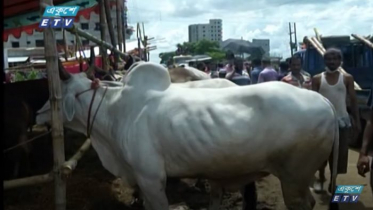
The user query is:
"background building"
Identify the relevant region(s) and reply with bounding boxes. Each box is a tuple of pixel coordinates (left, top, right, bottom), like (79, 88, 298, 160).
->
(251, 39, 270, 57)
(188, 19, 222, 43)
(4, 6, 132, 48)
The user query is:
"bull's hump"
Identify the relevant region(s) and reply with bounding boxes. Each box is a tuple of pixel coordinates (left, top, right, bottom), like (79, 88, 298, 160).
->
(124, 62, 171, 91)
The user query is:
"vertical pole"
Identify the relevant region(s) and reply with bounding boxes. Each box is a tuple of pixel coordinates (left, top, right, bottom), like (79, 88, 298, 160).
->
(99, 0, 108, 71)
(137, 23, 141, 60)
(142, 23, 147, 61)
(116, 0, 123, 52)
(121, 0, 127, 52)
(41, 1, 66, 210)
(288, 22, 293, 56)
(63, 29, 68, 61)
(104, 0, 119, 69)
(294, 22, 298, 52)
(4, 48, 9, 69)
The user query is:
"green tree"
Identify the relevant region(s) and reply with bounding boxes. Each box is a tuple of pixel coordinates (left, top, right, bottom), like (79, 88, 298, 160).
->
(207, 51, 226, 61)
(193, 40, 220, 54)
(159, 51, 176, 64)
(160, 40, 227, 63)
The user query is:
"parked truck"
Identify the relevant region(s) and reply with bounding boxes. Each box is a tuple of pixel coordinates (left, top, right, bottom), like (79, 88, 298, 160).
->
(295, 35, 373, 148)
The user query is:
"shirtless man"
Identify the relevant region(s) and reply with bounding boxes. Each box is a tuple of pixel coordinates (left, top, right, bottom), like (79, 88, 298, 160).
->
(312, 47, 361, 192)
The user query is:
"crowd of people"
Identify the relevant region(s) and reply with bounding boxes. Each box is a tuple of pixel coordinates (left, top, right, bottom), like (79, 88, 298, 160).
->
(196, 48, 373, 197)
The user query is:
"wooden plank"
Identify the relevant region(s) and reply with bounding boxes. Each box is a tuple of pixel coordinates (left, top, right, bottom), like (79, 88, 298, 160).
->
(66, 26, 128, 58)
(352, 34, 373, 49)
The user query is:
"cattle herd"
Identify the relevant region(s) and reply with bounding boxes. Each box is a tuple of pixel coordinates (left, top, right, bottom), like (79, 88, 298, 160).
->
(5, 60, 342, 210)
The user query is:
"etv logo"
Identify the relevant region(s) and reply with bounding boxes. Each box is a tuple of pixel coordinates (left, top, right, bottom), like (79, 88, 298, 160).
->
(39, 18, 74, 29)
(39, 6, 80, 29)
(332, 185, 364, 203)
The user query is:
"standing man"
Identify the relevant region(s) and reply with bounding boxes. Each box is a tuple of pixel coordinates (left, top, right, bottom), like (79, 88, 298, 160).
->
(312, 47, 361, 192)
(278, 60, 290, 81)
(281, 56, 311, 89)
(250, 59, 262, 84)
(357, 82, 373, 194)
(258, 58, 278, 83)
(225, 58, 251, 85)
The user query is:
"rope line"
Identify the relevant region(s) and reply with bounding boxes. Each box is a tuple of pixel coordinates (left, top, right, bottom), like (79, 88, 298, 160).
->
(3, 129, 52, 154)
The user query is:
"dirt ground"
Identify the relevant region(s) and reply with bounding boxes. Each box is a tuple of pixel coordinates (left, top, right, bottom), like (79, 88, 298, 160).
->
(4, 130, 373, 210)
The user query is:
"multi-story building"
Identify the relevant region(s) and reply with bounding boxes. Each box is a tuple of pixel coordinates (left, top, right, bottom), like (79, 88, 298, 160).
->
(251, 39, 270, 57)
(188, 19, 222, 43)
(4, 5, 132, 49)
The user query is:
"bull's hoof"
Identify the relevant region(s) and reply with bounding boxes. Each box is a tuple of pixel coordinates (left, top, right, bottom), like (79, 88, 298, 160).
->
(312, 180, 325, 194)
(130, 198, 144, 207)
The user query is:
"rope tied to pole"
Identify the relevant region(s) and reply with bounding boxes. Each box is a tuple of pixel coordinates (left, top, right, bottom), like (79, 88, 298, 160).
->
(3, 129, 52, 153)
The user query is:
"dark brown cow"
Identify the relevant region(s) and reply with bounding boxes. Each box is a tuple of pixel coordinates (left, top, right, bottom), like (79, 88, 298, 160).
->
(4, 79, 50, 179)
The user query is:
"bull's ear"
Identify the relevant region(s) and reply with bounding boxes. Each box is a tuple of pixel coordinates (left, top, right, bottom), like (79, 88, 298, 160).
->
(63, 94, 75, 121)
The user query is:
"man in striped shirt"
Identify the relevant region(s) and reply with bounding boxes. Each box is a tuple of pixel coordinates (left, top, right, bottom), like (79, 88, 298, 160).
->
(281, 56, 312, 89)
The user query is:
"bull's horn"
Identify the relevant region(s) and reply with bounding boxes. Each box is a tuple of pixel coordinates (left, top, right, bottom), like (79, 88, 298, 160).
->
(58, 59, 71, 80)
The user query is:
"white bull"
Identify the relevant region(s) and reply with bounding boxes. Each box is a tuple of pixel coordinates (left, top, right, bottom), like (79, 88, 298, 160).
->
(36, 62, 338, 210)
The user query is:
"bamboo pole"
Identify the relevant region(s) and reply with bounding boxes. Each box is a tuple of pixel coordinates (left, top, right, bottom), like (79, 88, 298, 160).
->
(41, 0, 66, 209)
(116, 0, 123, 52)
(142, 23, 147, 61)
(104, 0, 119, 68)
(63, 29, 68, 61)
(121, 0, 127, 52)
(98, 0, 108, 71)
(137, 23, 141, 59)
(351, 34, 373, 49)
(4, 173, 53, 190)
(307, 37, 361, 90)
(62, 139, 91, 177)
(66, 26, 128, 58)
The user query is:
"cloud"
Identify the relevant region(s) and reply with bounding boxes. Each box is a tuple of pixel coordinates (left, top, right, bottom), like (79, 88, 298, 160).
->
(125, 0, 373, 63)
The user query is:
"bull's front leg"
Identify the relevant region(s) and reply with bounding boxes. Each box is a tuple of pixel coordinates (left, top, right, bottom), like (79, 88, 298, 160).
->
(135, 172, 168, 210)
(129, 150, 168, 210)
(208, 180, 224, 210)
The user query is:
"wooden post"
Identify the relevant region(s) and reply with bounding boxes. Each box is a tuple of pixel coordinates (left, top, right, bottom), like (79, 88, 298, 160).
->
(41, 0, 66, 210)
(142, 23, 147, 61)
(98, 0, 108, 71)
(121, 0, 127, 52)
(288, 22, 293, 56)
(116, 0, 123, 52)
(104, 0, 119, 68)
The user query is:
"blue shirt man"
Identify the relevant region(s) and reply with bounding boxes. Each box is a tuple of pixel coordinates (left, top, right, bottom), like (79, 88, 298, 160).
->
(250, 59, 262, 84)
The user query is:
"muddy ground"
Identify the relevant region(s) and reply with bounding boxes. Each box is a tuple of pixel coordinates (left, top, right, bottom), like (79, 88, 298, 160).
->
(4, 130, 373, 210)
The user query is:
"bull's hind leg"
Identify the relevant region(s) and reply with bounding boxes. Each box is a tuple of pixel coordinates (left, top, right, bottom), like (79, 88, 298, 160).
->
(280, 179, 315, 210)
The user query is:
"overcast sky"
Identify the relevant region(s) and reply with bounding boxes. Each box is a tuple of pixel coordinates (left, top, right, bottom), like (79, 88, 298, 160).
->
(126, 0, 373, 63)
